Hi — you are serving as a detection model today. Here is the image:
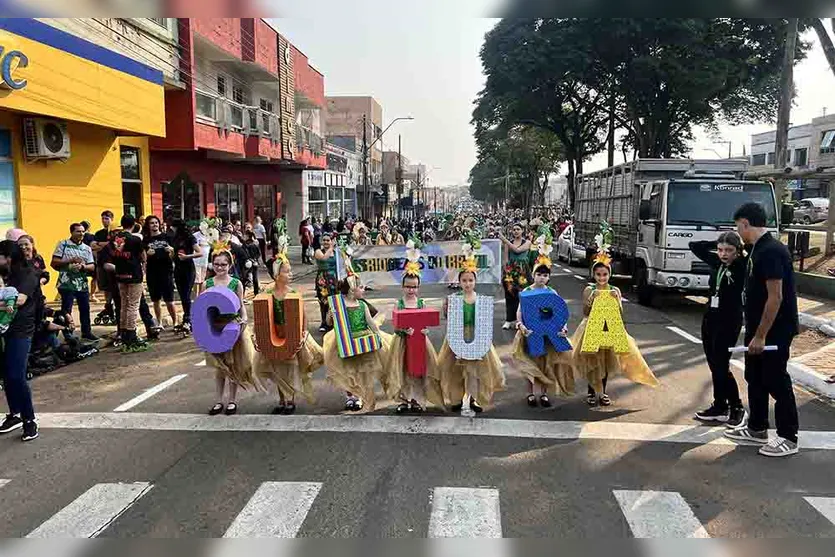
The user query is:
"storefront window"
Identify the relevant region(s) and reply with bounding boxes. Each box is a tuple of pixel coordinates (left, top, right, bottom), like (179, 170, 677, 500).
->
(0, 129, 17, 237)
(195, 91, 217, 120)
(162, 177, 202, 224)
(215, 183, 244, 224)
(328, 187, 342, 218)
(308, 202, 325, 222)
(253, 184, 275, 222)
(120, 147, 143, 218)
(308, 186, 326, 202)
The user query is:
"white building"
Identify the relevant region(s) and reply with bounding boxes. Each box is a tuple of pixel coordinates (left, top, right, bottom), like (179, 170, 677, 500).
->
(749, 123, 827, 200)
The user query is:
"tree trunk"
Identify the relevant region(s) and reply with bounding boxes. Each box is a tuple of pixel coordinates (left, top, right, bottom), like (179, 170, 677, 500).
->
(566, 158, 576, 210)
(607, 95, 616, 167)
(813, 18, 835, 77)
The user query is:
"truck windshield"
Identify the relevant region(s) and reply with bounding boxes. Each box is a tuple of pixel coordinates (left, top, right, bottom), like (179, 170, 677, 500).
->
(667, 182, 777, 227)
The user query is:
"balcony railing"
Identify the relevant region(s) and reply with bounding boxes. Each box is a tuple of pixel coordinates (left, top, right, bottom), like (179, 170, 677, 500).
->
(195, 89, 279, 140)
(295, 125, 324, 156)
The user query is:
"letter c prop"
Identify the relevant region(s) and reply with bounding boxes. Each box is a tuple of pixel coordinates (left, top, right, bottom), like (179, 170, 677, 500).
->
(192, 286, 242, 353)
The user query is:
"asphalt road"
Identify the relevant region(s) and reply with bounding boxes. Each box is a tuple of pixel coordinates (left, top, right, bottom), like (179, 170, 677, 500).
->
(2, 261, 835, 539)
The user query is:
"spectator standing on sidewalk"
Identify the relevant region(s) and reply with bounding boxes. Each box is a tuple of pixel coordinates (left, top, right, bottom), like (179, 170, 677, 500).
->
(92, 210, 116, 321)
(299, 218, 313, 264)
(0, 240, 41, 441)
(51, 223, 97, 341)
(244, 230, 262, 296)
(142, 215, 178, 329)
(111, 215, 149, 352)
(170, 219, 200, 332)
(689, 232, 747, 428)
(725, 203, 800, 457)
(253, 216, 268, 264)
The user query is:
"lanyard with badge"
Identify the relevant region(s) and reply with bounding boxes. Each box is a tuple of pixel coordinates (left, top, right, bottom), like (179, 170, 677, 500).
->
(711, 265, 730, 308)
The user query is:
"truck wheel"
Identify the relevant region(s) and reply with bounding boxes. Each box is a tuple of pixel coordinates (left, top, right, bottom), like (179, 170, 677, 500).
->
(567, 250, 573, 267)
(636, 263, 654, 307)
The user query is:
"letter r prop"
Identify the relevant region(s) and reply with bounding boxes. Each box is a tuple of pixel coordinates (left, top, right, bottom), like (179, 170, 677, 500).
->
(192, 286, 242, 354)
(392, 307, 440, 377)
(519, 289, 571, 357)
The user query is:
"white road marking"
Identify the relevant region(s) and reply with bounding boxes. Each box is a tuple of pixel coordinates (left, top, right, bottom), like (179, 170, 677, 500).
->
(730, 359, 744, 370)
(667, 326, 702, 344)
(27, 482, 152, 538)
(562, 268, 573, 273)
(621, 296, 630, 303)
(805, 497, 835, 526)
(34, 412, 835, 450)
(195, 359, 207, 367)
(0, 479, 9, 489)
(574, 275, 586, 281)
(112, 374, 188, 412)
(614, 490, 710, 538)
(224, 481, 322, 538)
(429, 487, 502, 538)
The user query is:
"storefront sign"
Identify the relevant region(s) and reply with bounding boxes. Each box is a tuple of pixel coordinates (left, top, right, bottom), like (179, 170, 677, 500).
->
(348, 240, 502, 285)
(303, 170, 324, 188)
(0, 46, 28, 90)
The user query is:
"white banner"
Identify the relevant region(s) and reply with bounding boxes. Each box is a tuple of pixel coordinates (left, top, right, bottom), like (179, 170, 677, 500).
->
(347, 239, 502, 285)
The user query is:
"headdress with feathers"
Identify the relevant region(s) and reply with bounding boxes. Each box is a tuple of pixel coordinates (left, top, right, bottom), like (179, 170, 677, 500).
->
(460, 229, 481, 275)
(593, 221, 614, 270)
(199, 217, 230, 262)
(533, 224, 554, 270)
(272, 217, 291, 276)
(404, 237, 423, 278)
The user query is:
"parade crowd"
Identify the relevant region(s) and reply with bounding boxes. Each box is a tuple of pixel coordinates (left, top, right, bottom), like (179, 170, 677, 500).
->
(0, 203, 801, 458)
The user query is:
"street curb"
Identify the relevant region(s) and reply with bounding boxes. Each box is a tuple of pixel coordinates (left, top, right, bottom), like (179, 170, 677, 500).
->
(799, 312, 835, 337)
(788, 359, 835, 401)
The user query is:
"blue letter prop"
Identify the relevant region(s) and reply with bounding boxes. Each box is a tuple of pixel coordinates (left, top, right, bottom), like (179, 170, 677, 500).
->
(520, 289, 571, 357)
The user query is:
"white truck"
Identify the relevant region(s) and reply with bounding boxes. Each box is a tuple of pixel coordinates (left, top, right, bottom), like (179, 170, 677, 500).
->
(573, 159, 779, 306)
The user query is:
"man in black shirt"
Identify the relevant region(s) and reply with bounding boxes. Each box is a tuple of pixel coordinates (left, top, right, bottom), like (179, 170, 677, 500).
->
(109, 215, 148, 352)
(725, 203, 800, 457)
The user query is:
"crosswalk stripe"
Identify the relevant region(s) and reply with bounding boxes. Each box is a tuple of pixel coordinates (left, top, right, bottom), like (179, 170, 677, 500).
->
(195, 359, 207, 367)
(0, 479, 9, 489)
(113, 374, 188, 412)
(613, 490, 710, 538)
(667, 326, 702, 344)
(563, 268, 573, 273)
(223, 481, 322, 538)
(27, 482, 152, 538)
(574, 274, 586, 281)
(804, 497, 835, 525)
(429, 487, 502, 538)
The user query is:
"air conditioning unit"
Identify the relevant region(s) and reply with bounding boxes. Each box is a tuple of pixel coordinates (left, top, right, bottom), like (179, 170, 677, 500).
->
(23, 118, 71, 160)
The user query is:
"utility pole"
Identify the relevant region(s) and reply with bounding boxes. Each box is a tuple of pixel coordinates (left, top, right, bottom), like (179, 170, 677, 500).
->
(415, 166, 420, 220)
(396, 134, 403, 222)
(774, 18, 798, 216)
(362, 113, 368, 221)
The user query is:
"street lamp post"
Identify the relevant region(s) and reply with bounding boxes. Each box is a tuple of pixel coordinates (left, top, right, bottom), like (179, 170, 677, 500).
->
(361, 116, 414, 221)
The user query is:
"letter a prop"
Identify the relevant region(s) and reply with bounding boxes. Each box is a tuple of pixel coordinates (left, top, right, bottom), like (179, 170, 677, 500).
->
(581, 291, 629, 353)
(192, 286, 242, 354)
(520, 289, 571, 357)
(447, 295, 493, 360)
(253, 293, 304, 361)
(392, 307, 440, 377)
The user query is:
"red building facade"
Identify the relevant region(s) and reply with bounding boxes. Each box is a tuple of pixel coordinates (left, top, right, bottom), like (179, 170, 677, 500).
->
(150, 18, 325, 227)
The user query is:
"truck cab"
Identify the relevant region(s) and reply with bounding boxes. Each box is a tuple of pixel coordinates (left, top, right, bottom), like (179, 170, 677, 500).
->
(634, 177, 778, 304)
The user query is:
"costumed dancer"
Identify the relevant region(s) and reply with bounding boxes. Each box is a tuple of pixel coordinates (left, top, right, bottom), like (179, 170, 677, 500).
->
(254, 227, 324, 415)
(322, 247, 390, 412)
(385, 239, 445, 414)
(512, 229, 575, 407)
(437, 232, 505, 413)
(572, 223, 659, 406)
(499, 222, 532, 330)
(313, 233, 338, 332)
(202, 238, 259, 416)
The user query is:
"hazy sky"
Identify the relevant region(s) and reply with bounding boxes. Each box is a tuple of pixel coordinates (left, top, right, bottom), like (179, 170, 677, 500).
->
(273, 12, 835, 186)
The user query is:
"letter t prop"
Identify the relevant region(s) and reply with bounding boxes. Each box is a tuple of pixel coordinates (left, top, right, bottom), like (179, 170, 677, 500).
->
(392, 307, 440, 377)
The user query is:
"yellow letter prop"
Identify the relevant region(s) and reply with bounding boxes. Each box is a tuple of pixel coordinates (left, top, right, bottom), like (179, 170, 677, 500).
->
(581, 291, 629, 353)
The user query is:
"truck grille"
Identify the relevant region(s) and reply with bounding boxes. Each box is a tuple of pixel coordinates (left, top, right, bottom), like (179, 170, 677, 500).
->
(690, 261, 712, 275)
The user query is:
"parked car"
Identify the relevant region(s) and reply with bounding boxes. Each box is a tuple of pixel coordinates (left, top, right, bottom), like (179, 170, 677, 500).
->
(793, 197, 829, 224)
(556, 224, 586, 266)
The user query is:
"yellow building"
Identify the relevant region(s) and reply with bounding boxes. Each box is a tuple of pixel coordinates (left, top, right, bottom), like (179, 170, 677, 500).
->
(0, 18, 165, 300)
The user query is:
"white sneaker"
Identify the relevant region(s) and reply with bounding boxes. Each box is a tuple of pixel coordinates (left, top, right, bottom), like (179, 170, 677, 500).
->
(502, 321, 514, 330)
(758, 436, 799, 457)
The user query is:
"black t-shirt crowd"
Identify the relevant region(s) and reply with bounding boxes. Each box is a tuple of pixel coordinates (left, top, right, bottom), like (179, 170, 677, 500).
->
(172, 233, 197, 274)
(744, 232, 799, 346)
(112, 231, 145, 284)
(5, 265, 41, 338)
(143, 233, 174, 276)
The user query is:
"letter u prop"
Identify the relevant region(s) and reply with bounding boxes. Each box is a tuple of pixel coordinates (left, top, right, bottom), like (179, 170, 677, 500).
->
(580, 291, 629, 353)
(447, 295, 493, 360)
(329, 294, 382, 358)
(192, 286, 242, 354)
(253, 293, 304, 361)
(392, 307, 440, 377)
(520, 289, 571, 357)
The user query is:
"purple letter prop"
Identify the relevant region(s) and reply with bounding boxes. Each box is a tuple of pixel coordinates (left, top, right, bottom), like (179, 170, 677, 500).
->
(192, 286, 242, 354)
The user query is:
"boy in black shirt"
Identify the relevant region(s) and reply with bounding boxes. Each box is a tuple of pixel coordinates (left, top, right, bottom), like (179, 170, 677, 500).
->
(109, 215, 148, 352)
(725, 202, 800, 457)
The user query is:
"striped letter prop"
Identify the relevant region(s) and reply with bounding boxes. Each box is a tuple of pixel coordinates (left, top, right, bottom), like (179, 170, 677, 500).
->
(580, 290, 629, 354)
(392, 307, 440, 377)
(253, 293, 304, 361)
(191, 286, 241, 354)
(520, 289, 571, 357)
(447, 295, 493, 360)
(328, 294, 382, 359)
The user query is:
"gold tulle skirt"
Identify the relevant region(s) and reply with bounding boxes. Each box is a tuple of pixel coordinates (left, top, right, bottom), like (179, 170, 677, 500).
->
(206, 330, 260, 390)
(571, 318, 659, 393)
(384, 334, 446, 409)
(436, 338, 505, 408)
(511, 329, 576, 396)
(323, 326, 393, 412)
(254, 333, 324, 404)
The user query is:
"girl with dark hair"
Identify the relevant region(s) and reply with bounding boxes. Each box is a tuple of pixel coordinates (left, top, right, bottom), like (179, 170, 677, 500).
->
(313, 233, 338, 332)
(499, 223, 532, 330)
(572, 233, 658, 407)
(142, 215, 178, 329)
(170, 219, 201, 335)
(689, 231, 747, 427)
(0, 240, 40, 441)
